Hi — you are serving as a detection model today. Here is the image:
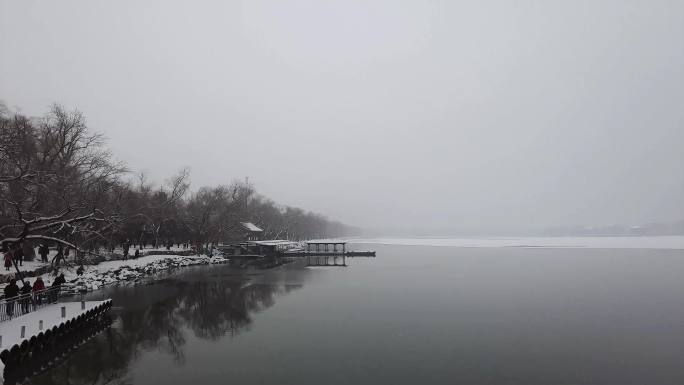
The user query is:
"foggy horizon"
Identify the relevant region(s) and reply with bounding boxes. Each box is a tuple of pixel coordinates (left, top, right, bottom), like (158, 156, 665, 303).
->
(2, 0, 683, 235)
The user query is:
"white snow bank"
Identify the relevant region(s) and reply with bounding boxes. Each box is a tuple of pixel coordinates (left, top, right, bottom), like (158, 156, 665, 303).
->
(1, 260, 49, 275)
(1, 253, 231, 292)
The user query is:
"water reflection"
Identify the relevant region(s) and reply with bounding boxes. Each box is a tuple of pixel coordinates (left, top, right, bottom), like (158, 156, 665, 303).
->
(28, 266, 306, 385)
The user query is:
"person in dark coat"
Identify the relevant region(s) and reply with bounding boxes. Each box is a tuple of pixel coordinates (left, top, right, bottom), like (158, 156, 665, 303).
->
(123, 240, 130, 260)
(20, 281, 32, 313)
(134, 249, 140, 259)
(39, 243, 50, 263)
(50, 273, 66, 303)
(77, 265, 84, 276)
(4, 279, 19, 317)
(53, 273, 66, 286)
(54, 243, 64, 266)
(12, 243, 24, 266)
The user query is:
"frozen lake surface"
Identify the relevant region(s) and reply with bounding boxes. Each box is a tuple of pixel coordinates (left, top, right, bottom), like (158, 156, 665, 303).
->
(350, 235, 684, 249)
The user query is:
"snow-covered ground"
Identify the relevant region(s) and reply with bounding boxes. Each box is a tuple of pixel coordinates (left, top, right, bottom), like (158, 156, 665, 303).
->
(347, 235, 684, 249)
(1, 260, 49, 275)
(2, 245, 191, 275)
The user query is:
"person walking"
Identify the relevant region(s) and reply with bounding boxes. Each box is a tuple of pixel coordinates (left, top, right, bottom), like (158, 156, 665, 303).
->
(4, 279, 19, 318)
(54, 243, 64, 266)
(13, 243, 24, 267)
(33, 276, 46, 305)
(123, 239, 131, 260)
(20, 280, 32, 314)
(39, 243, 49, 263)
(50, 273, 66, 303)
(3, 248, 12, 271)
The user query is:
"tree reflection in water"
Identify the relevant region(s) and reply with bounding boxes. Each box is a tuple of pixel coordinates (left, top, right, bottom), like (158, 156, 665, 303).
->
(28, 267, 305, 385)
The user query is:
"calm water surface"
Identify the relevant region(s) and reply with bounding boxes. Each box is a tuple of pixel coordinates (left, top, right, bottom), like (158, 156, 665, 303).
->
(30, 244, 684, 384)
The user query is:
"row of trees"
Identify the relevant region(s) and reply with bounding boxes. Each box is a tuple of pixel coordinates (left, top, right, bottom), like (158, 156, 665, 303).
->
(0, 103, 357, 266)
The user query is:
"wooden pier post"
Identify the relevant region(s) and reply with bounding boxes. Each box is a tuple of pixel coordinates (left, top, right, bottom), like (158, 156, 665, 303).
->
(81, 300, 86, 310)
(20, 326, 25, 338)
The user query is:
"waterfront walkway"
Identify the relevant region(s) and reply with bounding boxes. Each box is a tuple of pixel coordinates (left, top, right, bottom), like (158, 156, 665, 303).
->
(0, 300, 110, 351)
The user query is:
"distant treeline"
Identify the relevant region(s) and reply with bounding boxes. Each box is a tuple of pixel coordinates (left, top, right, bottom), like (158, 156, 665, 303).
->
(0, 103, 357, 262)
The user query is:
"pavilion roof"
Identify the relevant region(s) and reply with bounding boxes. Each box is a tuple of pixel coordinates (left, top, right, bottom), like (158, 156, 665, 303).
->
(240, 222, 263, 232)
(306, 239, 347, 244)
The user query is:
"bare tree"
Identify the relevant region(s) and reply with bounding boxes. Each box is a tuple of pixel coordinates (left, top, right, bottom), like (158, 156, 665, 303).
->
(0, 105, 125, 271)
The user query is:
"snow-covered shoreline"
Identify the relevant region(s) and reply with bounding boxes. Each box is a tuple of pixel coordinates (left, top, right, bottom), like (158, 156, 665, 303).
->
(1, 253, 229, 294)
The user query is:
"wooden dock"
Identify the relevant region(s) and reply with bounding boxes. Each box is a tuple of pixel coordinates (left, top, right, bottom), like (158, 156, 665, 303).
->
(216, 239, 376, 268)
(283, 241, 375, 267)
(281, 251, 375, 257)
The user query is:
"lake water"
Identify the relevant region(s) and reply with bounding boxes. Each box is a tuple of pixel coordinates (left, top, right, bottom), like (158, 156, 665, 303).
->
(29, 242, 684, 384)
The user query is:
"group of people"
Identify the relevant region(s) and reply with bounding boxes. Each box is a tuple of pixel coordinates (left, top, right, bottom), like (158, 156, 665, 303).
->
(2, 273, 66, 318)
(2, 242, 68, 270)
(121, 240, 140, 260)
(3, 243, 25, 270)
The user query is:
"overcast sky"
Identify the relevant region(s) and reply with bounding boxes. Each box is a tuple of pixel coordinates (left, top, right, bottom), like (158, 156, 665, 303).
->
(1, 0, 683, 234)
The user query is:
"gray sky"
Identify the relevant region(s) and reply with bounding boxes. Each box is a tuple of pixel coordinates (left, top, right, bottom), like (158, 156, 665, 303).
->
(1, 0, 683, 234)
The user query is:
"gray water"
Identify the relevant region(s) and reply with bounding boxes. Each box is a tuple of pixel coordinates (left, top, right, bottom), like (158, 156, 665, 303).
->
(30, 244, 684, 384)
